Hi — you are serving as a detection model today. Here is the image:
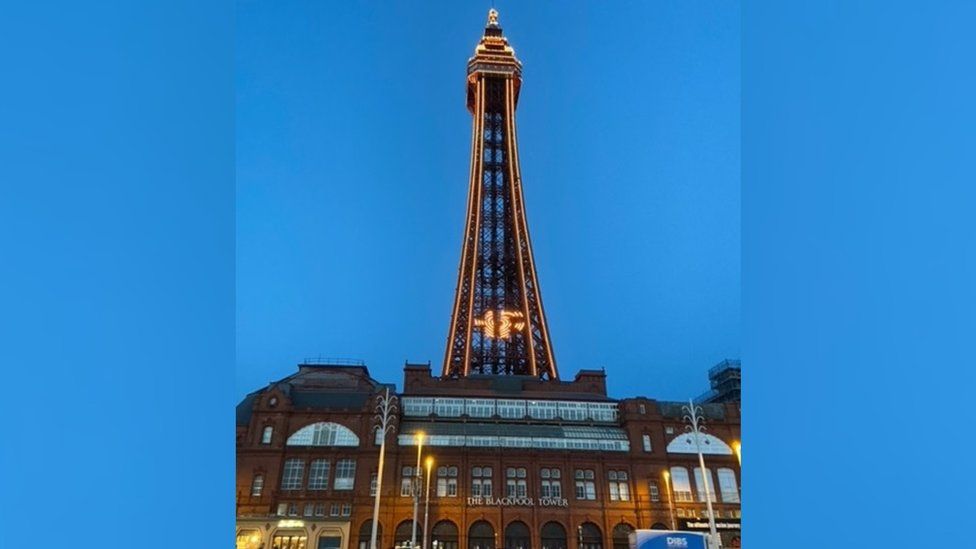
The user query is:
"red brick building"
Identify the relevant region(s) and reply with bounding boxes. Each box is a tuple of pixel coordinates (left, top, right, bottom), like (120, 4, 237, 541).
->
(235, 361, 741, 549)
(237, 10, 740, 549)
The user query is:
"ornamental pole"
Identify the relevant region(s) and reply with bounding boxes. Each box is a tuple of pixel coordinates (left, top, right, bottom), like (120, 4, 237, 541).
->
(370, 388, 398, 549)
(682, 399, 720, 549)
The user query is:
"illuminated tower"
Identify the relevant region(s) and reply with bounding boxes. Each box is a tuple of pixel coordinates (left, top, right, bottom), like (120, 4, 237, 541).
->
(443, 10, 558, 380)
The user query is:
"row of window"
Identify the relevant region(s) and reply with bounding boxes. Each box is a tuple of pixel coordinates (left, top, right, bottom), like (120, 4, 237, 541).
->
(278, 458, 357, 491)
(657, 466, 740, 504)
(276, 501, 352, 518)
(675, 508, 742, 519)
(251, 461, 739, 505)
(259, 422, 361, 448)
(389, 465, 738, 504)
(401, 397, 619, 422)
(396, 434, 630, 451)
(264, 425, 657, 455)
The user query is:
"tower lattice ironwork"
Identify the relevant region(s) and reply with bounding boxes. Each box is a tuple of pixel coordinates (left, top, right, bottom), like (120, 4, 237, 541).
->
(443, 10, 558, 380)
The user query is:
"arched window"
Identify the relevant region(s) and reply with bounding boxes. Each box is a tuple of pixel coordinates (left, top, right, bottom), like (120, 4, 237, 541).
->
(666, 433, 733, 455)
(287, 422, 360, 447)
(250, 473, 264, 497)
(432, 520, 459, 549)
(468, 521, 495, 549)
(505, 521, 531, 549)
(261, 425, 273, 444)
(541, 522, 566, 549)
(669, 467, 693, 502)
(693, 467, 717, 502)
(578, 523, 602, 549)
(717, 468, 739, 503)
(611, 524, 634, 549)
(395, 520, 416, 548)
(358, 520, 382, 549)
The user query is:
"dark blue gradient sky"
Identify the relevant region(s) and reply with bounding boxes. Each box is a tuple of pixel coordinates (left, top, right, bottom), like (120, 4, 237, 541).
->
(236, 1, 739, 401)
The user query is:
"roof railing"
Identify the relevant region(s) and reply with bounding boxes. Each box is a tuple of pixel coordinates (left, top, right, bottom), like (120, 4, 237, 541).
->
(301, 356, 366, 367)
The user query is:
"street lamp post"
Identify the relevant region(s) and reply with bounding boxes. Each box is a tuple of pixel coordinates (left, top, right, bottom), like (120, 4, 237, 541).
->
(732, 441, 741, 467)
(423, 456, 434, 549)
(370, 389, 398, 549)
(662, 469, 677, 530)
(682, 399, 720, 549)
(411, 432, 425, 549)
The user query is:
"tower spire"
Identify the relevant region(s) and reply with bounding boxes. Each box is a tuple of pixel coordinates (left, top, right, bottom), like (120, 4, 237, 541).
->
(442, 12, 559, 380)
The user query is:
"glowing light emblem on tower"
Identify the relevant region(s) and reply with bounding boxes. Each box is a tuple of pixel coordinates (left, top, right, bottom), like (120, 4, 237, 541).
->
(474, 310, 525, 339)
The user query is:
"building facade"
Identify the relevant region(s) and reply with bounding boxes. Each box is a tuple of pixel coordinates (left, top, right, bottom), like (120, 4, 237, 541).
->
(236, 362, 741, 549)
(237, 10, 740, 549)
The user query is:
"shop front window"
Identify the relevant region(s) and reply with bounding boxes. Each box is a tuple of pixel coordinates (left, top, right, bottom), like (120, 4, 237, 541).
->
(272, 532, 308, 549)
(237, 530, 262, 549)
(318, 536, 341, 549)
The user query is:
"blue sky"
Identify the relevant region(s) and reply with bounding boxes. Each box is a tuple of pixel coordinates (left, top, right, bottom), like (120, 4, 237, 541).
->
(236, 1, 740, 401)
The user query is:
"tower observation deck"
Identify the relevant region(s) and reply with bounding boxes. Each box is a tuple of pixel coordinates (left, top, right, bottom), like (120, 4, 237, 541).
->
(443, 10, 558, 380)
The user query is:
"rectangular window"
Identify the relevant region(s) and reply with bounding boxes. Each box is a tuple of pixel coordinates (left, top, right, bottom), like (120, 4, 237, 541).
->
(308, 459, 331, 490)
(670, 467, 694, 502)
(437, 465, 458, 497)
(639, 403, 646, 415)
(375, 429, 385, 446)
(693, 467, 717, 503)
(401, 466, 414, 497)
(262, 426, 274, 444)
(608, 470, 630, 502)
(251, 474, 264, 497)
(497, 399, 527, 419)
(402, 397, 434, 416)
(574, 469, 596, 500)
(341, 503, 352, 517)
(717, 468, 740, 503)
(370, 473, 378, 496)
(280, 459, 305, 490)
(642, 434, 652, 452)
(434, 398, 464, 417)
(648, 481, 660, 502)
(330, 503, 340, 517)
(472, 466, 493, 498)
(540, 468, 561, 499)
(277, 503, 288, 516)
(314, 503, 326, 517)
(334, 459, 356, 490)
(288, 502, 298, 516)
(303, 503, 314, 517)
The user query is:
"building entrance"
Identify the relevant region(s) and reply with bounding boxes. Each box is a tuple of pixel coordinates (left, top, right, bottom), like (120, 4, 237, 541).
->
(504, 521, 530, 549)
(468, 521, 495, 549)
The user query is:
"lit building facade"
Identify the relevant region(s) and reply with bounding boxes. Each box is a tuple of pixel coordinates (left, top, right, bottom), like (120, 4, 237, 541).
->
(237, 10, 740, 549)
(236, 362, 741, 549)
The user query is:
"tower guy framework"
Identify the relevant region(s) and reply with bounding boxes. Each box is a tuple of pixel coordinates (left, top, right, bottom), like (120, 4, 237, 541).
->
(443, 10, 558, 380)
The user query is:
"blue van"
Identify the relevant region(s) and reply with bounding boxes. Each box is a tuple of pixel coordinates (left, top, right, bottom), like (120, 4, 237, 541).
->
(628, 529, 711, 549)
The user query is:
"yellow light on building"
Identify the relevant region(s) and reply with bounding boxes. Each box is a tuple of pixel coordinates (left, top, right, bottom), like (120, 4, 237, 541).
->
(474, 309, 525, 339)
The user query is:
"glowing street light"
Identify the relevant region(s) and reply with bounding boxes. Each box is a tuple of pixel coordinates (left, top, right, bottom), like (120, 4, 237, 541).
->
(423, 456, 434, 549)
(410, 432, 425, 549)
(732, 441, 741, 467)
(662, 469, 677, 530)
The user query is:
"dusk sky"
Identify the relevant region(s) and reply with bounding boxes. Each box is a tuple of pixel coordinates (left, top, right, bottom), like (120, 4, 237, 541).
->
(236, 1, 740, 401)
